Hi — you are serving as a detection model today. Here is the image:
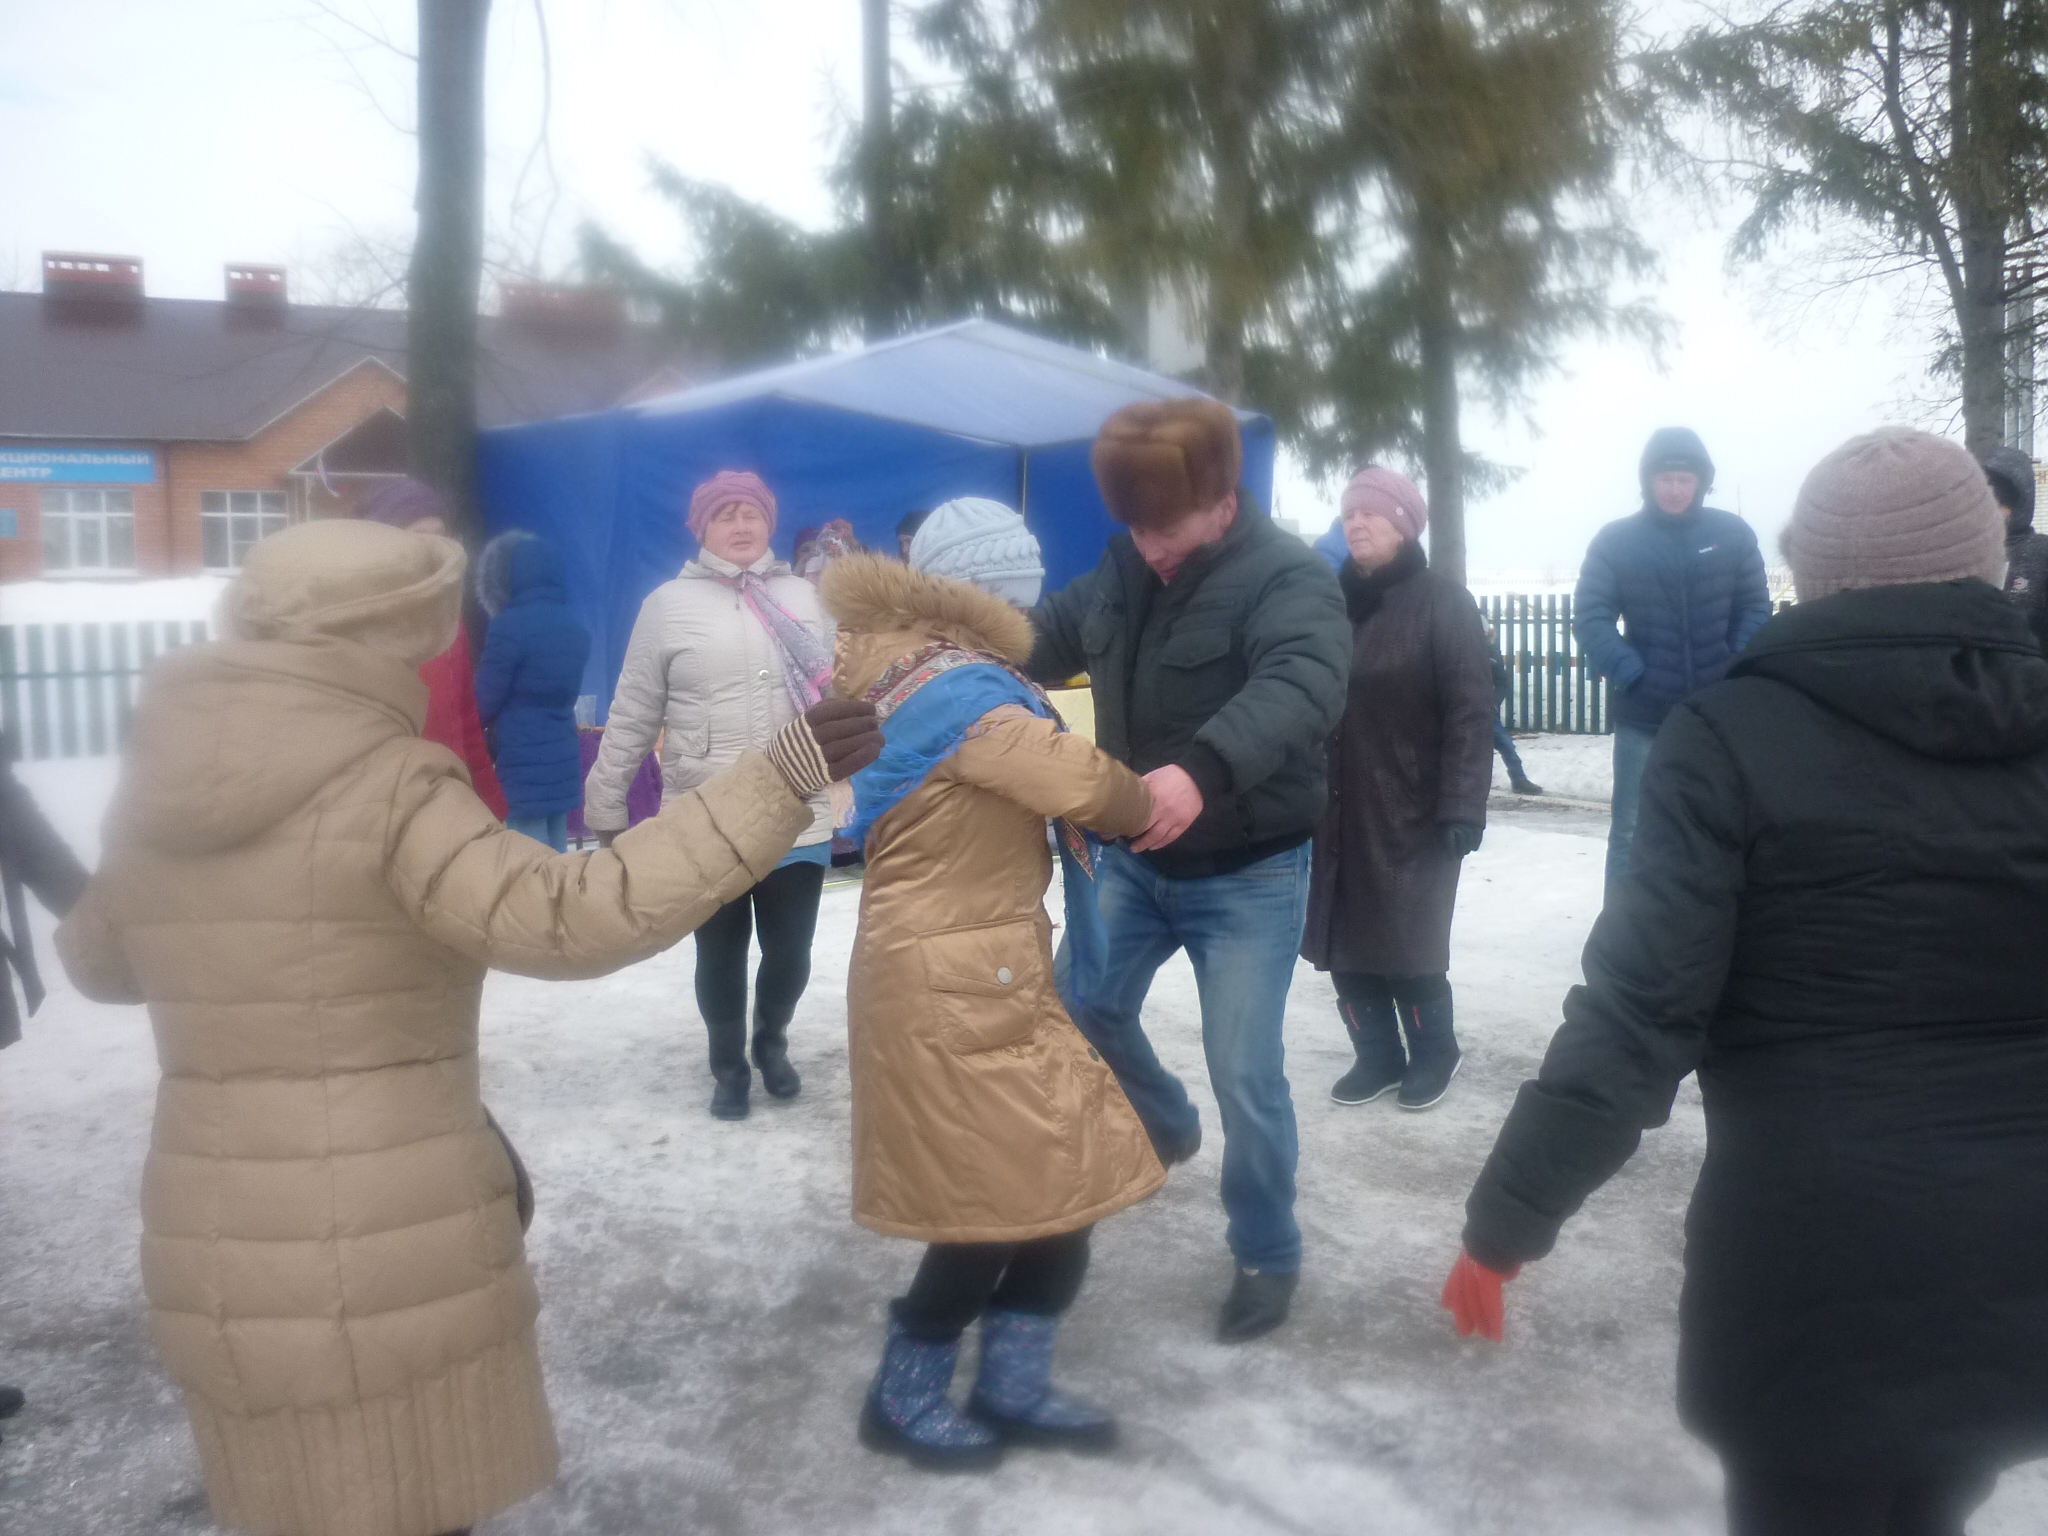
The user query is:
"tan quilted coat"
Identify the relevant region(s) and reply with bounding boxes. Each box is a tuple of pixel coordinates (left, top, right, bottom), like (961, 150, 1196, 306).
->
(821, 555, 1165, 1244)
(55, 520, 812, 1536)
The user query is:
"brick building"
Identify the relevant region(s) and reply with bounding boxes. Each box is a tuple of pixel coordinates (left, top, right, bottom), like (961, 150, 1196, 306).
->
(0, 253, 698, 583)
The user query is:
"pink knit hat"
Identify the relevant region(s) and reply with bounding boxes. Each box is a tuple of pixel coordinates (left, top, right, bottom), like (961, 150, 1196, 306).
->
(1341, 466, 1428, 543)
(1784, 427, 2006, 602)
(687, 470, 778, 539)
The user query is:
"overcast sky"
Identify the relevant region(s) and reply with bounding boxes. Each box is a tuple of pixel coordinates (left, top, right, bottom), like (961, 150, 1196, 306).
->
(3, 0, 1947, 579)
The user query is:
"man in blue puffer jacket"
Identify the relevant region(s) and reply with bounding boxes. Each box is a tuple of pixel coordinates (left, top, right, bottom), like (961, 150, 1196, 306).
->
(1575, 427, 1771, 893)
(475, 533, 592, 851)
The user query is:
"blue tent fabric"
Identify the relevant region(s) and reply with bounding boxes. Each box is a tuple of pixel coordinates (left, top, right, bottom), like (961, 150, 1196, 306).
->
(477, 320, 1277, 717)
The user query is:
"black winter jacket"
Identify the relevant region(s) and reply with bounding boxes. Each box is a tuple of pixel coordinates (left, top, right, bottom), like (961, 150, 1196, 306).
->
(1028, 504, 1350, 878)
(1464, 580, 2048, 1475)
(1574, 504, 1771, 731)
(0, 758, 88, 1048)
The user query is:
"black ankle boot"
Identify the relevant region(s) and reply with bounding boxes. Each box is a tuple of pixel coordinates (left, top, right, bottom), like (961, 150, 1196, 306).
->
(710, 1065, 752, 1120)
(707, 1015, 751, 1120)
(752, 1015, 802, 1100)
(1331, 995, 1405, 1105)
(1397, 989, 1462, 1110)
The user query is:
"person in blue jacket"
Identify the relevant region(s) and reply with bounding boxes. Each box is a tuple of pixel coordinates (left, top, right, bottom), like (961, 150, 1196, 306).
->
(474, 532, 592, 851)
(1575, 427, 1771, 893)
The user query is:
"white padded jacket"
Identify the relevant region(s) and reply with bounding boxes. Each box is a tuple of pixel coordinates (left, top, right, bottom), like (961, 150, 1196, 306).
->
(584, 551, 834, 843)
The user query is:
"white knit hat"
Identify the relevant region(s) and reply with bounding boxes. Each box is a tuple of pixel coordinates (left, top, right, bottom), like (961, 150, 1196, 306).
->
(909, 497, 1045, 608)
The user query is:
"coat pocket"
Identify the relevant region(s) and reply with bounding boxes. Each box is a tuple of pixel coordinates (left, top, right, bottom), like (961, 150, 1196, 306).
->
(918, 918, 1043, 1055)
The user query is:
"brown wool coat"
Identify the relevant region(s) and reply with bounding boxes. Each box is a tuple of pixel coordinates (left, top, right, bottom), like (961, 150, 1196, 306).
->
(55, 520, 811, 1536)
(822, 555, 1165, 1243)
(1301, 551, 1497, 977)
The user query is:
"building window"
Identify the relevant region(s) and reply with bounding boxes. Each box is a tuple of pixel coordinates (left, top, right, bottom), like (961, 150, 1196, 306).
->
(40, 488, 136, 574)
(201, 490, 289, 571)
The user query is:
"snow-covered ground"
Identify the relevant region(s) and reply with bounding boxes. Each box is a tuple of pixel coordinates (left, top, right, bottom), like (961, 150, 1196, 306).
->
(3, 759, 2044, 1535)
(0, 577, 227, 628)
(1490, 732, 1615, 804)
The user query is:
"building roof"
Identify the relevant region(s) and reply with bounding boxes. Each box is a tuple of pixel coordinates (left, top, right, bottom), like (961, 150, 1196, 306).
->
(0, 290, 701, 443)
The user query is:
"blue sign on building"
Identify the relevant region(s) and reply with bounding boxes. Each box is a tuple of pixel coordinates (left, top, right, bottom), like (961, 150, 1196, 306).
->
(0, 445, 158, 484)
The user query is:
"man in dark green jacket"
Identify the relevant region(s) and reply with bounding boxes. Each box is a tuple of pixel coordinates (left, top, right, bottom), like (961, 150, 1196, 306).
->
(1031, 398, 1349, 1342)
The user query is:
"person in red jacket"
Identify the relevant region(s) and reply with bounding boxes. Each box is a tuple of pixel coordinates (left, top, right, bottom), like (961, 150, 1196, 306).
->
(355, 479, 509, 819)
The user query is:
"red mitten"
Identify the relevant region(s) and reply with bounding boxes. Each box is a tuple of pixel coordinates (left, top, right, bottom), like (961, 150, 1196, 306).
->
(1441, 1248, 1521, 1343)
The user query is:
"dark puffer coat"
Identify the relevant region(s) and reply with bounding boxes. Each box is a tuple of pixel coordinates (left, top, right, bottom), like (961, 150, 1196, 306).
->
(1300, 545, 1495, 976)
(1464, 580, 2048, 1478)
(475, 537, 592, 817)
(1983, 444, 2048, 656)
(1028, 502, 1350, 879)
(1, 759, 88, 1048)
(1575, 433, 1772, 732)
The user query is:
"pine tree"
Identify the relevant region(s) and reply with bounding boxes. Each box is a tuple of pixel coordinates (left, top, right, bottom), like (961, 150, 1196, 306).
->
(1654, 0, 2048, 449)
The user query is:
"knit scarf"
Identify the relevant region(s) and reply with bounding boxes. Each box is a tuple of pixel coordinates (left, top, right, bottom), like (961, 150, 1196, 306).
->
(846, 642, 1114, 1008)
(726, 570, 834, 713)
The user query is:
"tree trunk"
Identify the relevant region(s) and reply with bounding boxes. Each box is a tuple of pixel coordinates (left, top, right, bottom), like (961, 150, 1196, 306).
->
(1416, 207, 1465, 588)
(1200, 18, 1257, 403)
(861, 0, 897, 341)
(1951, 0, 2009, 450)
(408, 0, 492, 546)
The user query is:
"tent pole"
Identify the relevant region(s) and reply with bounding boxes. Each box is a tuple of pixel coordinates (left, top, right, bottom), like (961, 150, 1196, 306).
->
(1018, 449, 1031, 518)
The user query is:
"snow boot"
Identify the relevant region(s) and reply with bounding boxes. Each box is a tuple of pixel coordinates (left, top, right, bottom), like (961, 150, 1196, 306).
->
(1397, 990, 1462, 1111)
(858, 1317, 1004, 1472)
(967, 1310, 1118, 1453)
(751, 1011, 802, 1101)
(1510, 775, 1544, 796)
(1217, 1267, 1298, 1342)
(706, 1013, 751, 1120)
(1331, 995, 1405, 1105)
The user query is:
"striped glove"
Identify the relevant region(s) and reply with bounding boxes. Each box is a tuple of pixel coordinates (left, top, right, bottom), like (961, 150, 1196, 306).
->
(766, 698, 882, 799)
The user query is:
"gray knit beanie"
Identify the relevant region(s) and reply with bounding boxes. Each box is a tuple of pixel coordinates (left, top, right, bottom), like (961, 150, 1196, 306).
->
(1784, 427, 2007, 602)
(909, 497, 1045, 608)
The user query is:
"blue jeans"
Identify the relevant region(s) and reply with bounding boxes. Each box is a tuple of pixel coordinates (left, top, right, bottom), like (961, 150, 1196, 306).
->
(1606, 723, 1656, 892)
(1492, 718, 1527, 779)
(508, 811, 569, 853)
(1060, 842, 1309, 1273)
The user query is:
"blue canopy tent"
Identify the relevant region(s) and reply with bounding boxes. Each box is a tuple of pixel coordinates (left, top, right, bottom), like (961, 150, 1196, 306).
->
(476, 319, 1276, 715)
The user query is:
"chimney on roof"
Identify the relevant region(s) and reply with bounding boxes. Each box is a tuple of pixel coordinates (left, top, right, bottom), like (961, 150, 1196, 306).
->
(42, 251, 144, 303)
(500, 279, 625, 342)
(226, 263, 288, 307)
(41, 251, 145, 328)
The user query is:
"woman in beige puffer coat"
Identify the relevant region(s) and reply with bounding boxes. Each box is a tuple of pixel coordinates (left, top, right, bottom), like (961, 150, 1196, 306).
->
(55, 518, 877, 1536)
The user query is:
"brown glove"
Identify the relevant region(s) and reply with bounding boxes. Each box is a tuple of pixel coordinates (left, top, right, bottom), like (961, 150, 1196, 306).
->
(766, 698, 884, 798)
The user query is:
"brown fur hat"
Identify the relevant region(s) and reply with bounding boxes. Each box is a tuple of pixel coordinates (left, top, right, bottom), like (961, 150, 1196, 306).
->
(1091, 397, 1243, 528)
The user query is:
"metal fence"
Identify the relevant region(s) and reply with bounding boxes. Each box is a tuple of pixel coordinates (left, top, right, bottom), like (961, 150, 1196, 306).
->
(0, 620, 211, 761)
(0, 597, 1624, 761)
(1480, 593, 1612, 734)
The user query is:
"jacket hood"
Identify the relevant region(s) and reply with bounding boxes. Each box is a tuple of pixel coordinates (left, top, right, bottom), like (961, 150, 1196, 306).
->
(505, 535, 567, 605)
(111, 638, 426, 855)
(1639, 427, 1715, 505)
(1979, 445, 2038, 532)
(820, 551, 1035, 698)
(1732, 580, 2048, 761)
(223, 519, 465, 667)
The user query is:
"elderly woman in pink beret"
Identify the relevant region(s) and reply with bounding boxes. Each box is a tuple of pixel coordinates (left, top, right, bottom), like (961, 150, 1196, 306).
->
(1299, 467, 1498, 1112)
(585, 471, 837, 1120)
